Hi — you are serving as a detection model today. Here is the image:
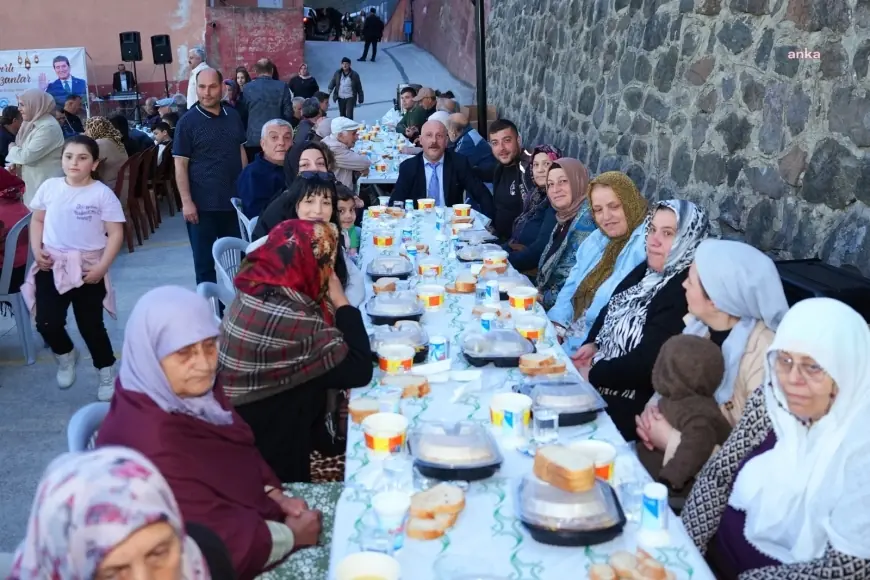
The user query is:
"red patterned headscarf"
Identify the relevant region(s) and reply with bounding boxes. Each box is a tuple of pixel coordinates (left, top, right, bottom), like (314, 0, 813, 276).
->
(0, 167, 25, 201)
(234, 219, 339, 322)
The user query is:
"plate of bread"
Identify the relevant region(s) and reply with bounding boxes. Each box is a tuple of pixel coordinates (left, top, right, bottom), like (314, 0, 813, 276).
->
(407, 483, 466, 540)
(589, 549, 682, 580)
(462, 330, 535, 368)
(518, 353, 567, 376)
(408, 421, 503, 481)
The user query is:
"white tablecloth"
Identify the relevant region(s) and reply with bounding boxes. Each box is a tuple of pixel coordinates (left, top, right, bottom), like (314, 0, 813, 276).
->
(327, 211, 715, 580)
(354, 128, 413, 186)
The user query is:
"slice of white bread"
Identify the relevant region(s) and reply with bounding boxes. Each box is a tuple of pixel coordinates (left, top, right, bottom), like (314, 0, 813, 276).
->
(609, 551, 638, 578)
(533, 445, 596, 493)
(589, 564, 617, 580)
(409, 483, 466, 519)
(348, 398, 381, 424)
(380, 374, 431, 398)
(406, 512, 458, 540)
(519, 353, 556, 369)
(373, 277, 399, 294)
(454, 273, 478, 293)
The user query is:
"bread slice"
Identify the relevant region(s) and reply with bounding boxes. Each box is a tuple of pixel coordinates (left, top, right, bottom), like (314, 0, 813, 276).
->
(373, 277, 399, 294)
(409, 483, 466, 519)
(519, 353, 556, 369)
(348, 398, 380, 424)
(609, 551, 638, 578)
(454, 273, 478, 293)
(381, 374, 431, 398)
(406, 512, 457, 540)
(589, 564, 617, 580)
(636, 559, 667, 580)
(533, 445, 596, 493)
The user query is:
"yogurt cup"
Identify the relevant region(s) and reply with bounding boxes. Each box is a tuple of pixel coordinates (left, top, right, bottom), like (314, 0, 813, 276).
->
(417, 284, 446, 310)
(374, 232, 395, 248)
(378, 195, 391, 206)
(373, 490, 412, 551)
(362, 412, 409, 455)
(570, 440, 617, 483)
(508, 286, 538, 312)
(453, 203, 472, 217)
(482, 250, 509, 267)
(336, 552, 401, 580)
(490, 392, 532, 438)
(417, 198, 436, 211)
(515, 314, 547, 342)
(369, 205, 387, 218)
(417, 258, 443, 277)
(378, 344, 415, 374)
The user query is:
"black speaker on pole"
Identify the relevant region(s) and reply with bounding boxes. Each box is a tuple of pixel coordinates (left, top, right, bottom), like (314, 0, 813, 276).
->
(150, 35, 173, 65)
(119, 31, 143, 62)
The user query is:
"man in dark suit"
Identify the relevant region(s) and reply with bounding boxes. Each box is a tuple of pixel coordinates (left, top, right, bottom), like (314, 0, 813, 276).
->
(389, 120, 495, 216)
(112, 64, 137, 93)
(359, 8, 385, 62)
(45, 55, 88, 109)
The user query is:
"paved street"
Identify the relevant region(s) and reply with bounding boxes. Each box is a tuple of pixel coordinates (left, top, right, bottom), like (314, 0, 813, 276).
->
(0, 40, 472, 551)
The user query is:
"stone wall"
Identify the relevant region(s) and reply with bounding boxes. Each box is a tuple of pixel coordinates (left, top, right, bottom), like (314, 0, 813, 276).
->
(486, 0, 870, 272)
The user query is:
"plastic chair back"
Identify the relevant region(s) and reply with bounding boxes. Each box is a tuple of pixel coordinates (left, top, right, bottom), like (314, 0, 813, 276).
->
(211, 237, 249, 295)
(67, 402, 110, 452)
(196, 281, 235, 324)
(230, 197, 252, 243)
(0, 212, 36, 365)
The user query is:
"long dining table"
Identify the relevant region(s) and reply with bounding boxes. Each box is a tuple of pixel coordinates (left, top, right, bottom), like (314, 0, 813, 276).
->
(322, 208, 716, 580)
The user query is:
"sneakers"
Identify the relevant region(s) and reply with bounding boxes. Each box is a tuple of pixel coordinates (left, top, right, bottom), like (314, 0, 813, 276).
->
(97, 366, 116, 401)
(56, 349, 78, 389)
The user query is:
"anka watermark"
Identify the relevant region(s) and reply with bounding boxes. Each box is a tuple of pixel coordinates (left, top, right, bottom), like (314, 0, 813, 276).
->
(787, 49, 821, 59)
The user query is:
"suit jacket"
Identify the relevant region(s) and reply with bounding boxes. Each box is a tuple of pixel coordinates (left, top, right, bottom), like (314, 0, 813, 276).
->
(45, 76, 88, 108)
(388, 150, 495, 217)
(236, 77, 294, 146)
(113, 70, 136, 93)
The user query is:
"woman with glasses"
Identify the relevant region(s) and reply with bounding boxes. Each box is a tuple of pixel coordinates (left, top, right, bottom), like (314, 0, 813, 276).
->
(681, 298, 870, 579)
(636, 240, 789, 488)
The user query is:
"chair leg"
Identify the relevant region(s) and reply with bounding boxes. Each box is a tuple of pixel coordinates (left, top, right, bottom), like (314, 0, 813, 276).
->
(13, 293, 36, 365)
(127, 201, 144, 245)
(150, 185, 162, 225)
(123, 212, 135, 252)
(140, 192, 157, 234)
(165, 182, 178, 216)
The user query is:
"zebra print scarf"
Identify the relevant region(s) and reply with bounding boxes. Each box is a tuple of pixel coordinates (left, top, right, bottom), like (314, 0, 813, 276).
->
(594, 200, 710, 361)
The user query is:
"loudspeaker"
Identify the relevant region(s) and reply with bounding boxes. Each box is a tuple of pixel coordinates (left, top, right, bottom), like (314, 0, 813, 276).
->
(119, 31, 143, 62)
(151, 34, 173, 65)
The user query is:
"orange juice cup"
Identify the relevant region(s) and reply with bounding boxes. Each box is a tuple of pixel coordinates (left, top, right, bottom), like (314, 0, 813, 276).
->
(483, 250, 509, 268)
(417, 198, 436, 211)
(373, 232, 395, 248)
(570, 440, 617, 482)
(453, 203, 471, 217)
(417, 259, 443, 277)
(417, 284, 445, 309)
(508, 286, 538, 312)
(369, 205, 386, 218)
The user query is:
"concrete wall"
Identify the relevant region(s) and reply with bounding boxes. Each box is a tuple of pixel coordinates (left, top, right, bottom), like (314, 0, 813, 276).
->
(485, 0, 870, 272)
(206, 4, 305, 82)
(383, 0, 412, 42)
(411, 0, 490, 86)
(0, 0, 205, 99)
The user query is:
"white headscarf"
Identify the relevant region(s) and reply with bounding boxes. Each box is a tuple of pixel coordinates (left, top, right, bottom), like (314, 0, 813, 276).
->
(683, 239, 789, 404)
(728, 297, 870, 563)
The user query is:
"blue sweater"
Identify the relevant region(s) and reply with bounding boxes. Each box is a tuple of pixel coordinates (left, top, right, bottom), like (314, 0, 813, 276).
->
(237, 154, 286, 219)
(506, 204, 557, 272)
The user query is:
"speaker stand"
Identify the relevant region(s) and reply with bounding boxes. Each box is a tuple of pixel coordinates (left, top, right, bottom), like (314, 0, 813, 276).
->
(131, 60, 142, 124)
(161, 64, 170, 98)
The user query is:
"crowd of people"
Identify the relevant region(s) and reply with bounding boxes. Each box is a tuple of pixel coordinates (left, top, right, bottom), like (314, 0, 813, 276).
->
(1, 43, 869, 580)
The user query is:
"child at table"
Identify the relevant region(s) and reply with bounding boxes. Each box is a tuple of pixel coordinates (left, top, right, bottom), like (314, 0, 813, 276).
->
(21, 135, 126, 401)
(337, 187, 361, 258)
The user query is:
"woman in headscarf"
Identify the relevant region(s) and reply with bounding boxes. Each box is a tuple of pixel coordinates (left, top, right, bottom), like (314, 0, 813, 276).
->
(572, 199, 710, 439)
(536, 158, 597, 309)
(97, 285, 324, 580)
(223, 79, 242, 108)
(220, 219, 373, 484)
(5, 89, 64, 207)
(682, 298, 870, 579)
(84, 116, 129, 191)
(548, 171, 649, 348)
(502, 145, 559, 275)
(8, 446, 218, 579)
(282, 141, 335, 192)
(288, 63, 320, 99)
(636, 240, 789, 460)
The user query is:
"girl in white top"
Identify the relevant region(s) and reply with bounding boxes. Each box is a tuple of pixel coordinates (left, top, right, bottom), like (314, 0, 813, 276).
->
(23, 135, 126, 401)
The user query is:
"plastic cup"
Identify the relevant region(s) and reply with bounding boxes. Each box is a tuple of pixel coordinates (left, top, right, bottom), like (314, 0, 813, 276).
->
(336, 552, 401, 580)
(453, 203, 471, 217)
(451, 222, 473, 236)
(508, 286, 538, 312)
(378, 344, 415, 374)
(417, 284, 445, 310)
(489, 392, 532, 438)
(515, 314, 547, 343)
(417, 198, 436, 211)
(361, 412, 409, 455)
(373, 232, 395, 248)
(570, 440, 617, 482)
(370, 205, 386, 218)
(378, 195, 391, 206)
(417, 258, 443, 277)
(378, 388, 403, 414)
(482, 250, 509, 267)
(372, 490, 412, 550)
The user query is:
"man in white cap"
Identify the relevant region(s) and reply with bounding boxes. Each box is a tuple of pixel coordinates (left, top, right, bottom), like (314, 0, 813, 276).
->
(322, 116, 370, 189)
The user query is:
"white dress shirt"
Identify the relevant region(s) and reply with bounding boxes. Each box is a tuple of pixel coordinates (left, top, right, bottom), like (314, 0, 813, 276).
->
(423, 155, 445, 206)
(120, 74, 128, 92)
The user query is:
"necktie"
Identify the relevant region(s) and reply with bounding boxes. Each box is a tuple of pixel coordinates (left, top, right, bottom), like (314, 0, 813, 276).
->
(63, 80, 71, 93)
(427, 162, 441, 206)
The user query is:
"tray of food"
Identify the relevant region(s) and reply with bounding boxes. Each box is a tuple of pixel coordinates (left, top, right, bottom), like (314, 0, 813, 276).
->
(370, 320, 430, 364)
(515, 473, 625, 547)
(461, 329, 535, 368)
(366, 292, 424, 325)
(514, 376, 607, 426)
(408, 420, 503, 481)
(367, 254, 414, 281)
(459, 229, 499, 244)
(457, 243, 503, 263)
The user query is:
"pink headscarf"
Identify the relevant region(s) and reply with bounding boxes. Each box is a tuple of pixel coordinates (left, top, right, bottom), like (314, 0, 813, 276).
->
(15, 89, 57, 143)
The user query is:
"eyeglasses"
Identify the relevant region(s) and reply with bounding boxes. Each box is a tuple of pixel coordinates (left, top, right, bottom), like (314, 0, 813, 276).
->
(298, 171, 335, 181)
(771, 351, 828, 383)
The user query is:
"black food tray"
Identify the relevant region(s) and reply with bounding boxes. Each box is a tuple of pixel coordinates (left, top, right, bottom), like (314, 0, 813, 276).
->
(372, 345, 429, 365)
(368, 312, 424, 326)
(549, 409, 600, 427)
(414, 461, 501, 482)
(520, 484, 626, 547)
(463, 350, 535, 368)
(458, 256, 483, 263)
(368, 271, 411, 281)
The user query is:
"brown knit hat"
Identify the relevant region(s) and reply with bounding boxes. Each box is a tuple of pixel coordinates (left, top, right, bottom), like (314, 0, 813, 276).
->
(652, 335, 725, 399)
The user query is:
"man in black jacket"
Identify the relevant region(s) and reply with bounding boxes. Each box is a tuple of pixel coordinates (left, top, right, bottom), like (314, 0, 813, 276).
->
(487, 119, 527, 241)
(328, 58, 364, 119)
(236, 59, 294, 162)
(389, 121, 495, 216)
(292, 97, 323, 149)
(359, 9, 384, 62)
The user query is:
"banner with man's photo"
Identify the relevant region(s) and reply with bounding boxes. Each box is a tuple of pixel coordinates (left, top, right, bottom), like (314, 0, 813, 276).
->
(0, 47, 89, 113)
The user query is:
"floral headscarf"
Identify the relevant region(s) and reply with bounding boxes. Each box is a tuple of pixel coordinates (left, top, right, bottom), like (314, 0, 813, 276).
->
(512, 144, 562, 240)
(85, 116, 126, 153)
(9, 447, 210, 580)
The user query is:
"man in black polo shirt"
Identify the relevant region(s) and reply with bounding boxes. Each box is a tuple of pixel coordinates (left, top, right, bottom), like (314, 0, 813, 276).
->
(173, 67, 247, 285)
(488, 119, 527, 241)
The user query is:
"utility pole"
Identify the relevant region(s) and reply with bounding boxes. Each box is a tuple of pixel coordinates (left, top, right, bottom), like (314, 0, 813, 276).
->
(472, 0, 488, 138)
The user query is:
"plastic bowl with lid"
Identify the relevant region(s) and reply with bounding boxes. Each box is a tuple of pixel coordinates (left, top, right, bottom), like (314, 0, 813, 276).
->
(453, 203, 472, 217)
(508, 286, 538, 312)
(362, 412, 410, 456)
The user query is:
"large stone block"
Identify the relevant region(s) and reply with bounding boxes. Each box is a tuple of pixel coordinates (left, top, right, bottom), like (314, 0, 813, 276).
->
(716, 113, 752, 153)
(642, 93, 671, 121)
(786, 0, 851, 32)
(828, 87, 870, 147)
(800, 138, 860, 209)
(685, 56, 715, 85)
(717, 20, 754, 54)
(694, 152, 727, 185)
(654, 47, 679, 92)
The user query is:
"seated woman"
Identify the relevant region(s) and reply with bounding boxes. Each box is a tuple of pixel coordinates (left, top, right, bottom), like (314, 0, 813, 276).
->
(97, 286, 322, 580)
(548, 171, 648, 351)
(503, 145, 560, 274)
(637, 239, 789, 468)
(84, 116, 129, 191)
(571, 200, 709, 440)
(220, 219, 373, 484)
(682, 298, 870, 579)
(283, 140, 335, 191)
(9, 446, 234, 580)
(0, 169, 30, 296)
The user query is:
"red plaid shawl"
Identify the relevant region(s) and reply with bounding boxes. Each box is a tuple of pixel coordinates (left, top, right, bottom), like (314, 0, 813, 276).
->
(219, 220, 350, 405)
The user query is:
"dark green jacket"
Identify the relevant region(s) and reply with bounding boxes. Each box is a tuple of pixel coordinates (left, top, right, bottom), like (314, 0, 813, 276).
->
(396, 105, 435, 134)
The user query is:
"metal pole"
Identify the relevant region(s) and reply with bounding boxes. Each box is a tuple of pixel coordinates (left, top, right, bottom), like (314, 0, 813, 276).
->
(473, 0, 487, 139)
(132, 60, 142, 123)
(162, 64, 170, 97)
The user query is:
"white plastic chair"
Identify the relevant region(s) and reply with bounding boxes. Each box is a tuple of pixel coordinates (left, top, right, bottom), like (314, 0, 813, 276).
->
(248, 215, 259, 240)
(230, 197, 253, 243)
(196, 281, 235, 324)
(67, 402, 110, 451)
(0, 213, 36, 365)
(211, 237, 249, 296)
